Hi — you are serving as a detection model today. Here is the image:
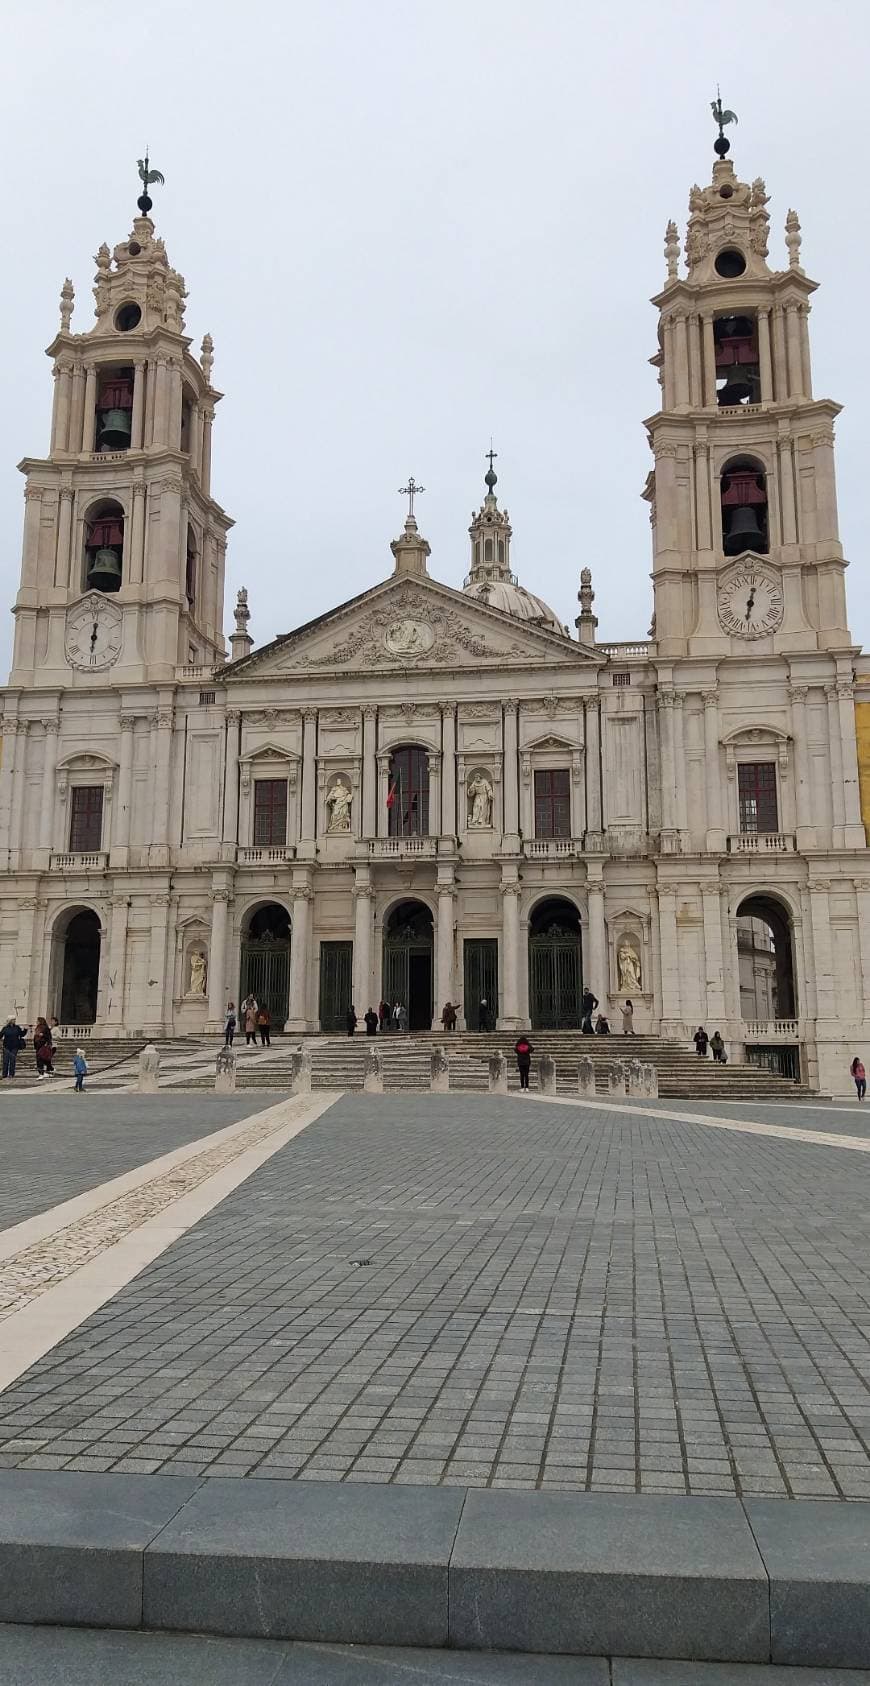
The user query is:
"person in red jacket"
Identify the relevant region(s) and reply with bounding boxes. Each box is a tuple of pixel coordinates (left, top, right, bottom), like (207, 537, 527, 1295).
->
(514, 1035, 533, 1091)
(850, 1056, 866, 1100)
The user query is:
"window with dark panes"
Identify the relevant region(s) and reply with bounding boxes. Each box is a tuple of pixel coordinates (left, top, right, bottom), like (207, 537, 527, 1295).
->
(387, 746, 429, 836)
(253, 779, 288, 846)
(534, 768, 571, 838)
(69, 786, 104, 852)
(738, 762, 778, 833)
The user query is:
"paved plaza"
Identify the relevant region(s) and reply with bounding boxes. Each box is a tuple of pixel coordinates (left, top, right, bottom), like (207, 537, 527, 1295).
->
(0, 1090, 870, 1501)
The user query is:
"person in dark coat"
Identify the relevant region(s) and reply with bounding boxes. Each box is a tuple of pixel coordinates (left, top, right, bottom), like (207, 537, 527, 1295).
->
(256, 1005, 271, 1048)
(710, 1031, 725, 1063)
(33, 1017, 55, 1078)
(378, 1000, 389, 1033)
(223, 1003, 236, 1047)
(581, 989, 598, 1034)
(693, 1026, 709, 1057)
(514, 1034, 533, 1091)
(346, 1006, 357, 1037)
(1, 1019, 27, 1079)
(595, 1013, 611, 1035)
(478, 999, 490, 1033)
(364, 1007, 379, 1036)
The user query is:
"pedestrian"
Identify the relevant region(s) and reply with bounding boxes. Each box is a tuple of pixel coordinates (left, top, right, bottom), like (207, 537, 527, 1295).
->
(693, 1026, 709, 1058)
(346, 1005, 358, 1037)
(394, 1001, 407, 1033)
(441, 1001, 457, 1032)
(256, 1005, 271, 1048)
(595, 1012, 611, 1035)
(851, 1056, 866, 1100)
(710, 1031, 726, 1064)
(621, 999, 635, 1036)
(33, 1017, 54, 1079)
(72, 1047, 88, 1092)
(378, 999, 389, 1033)
(478, 998, 490, 1033)
(243, 997, 258, 1045)
(581, 988, 598, 1034)
(364, 1006, 378, 1036)
(514, 1033, 533, 1091)
(0, 1018, 26, 1079)
(223, 1002, 236, 1047)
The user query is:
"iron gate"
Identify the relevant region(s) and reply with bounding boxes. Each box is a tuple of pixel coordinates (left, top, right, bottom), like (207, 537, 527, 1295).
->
(463, 939, 498, 1028)
(529, 926, 582, 1029)
(382, 915, 433, 1029)
(319, 941, 353, 1032)
(239, 935, 290, 1027)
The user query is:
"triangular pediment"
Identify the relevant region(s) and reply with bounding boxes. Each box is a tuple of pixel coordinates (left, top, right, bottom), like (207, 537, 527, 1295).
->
(227, 573, 603, 678)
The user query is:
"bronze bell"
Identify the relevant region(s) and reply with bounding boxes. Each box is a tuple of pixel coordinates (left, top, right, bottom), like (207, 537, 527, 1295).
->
(724, 506, 764, 555)
(718, 368, 758, 407)
(98, 407, 132, 449)
(86, 546, 123, 591)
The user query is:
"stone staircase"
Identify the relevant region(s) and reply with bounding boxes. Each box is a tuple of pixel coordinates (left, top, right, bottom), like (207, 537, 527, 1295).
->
(175, 1029, 807, 1100)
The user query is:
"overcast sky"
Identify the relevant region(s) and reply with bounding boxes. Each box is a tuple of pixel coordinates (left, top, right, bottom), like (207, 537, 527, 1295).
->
(2, 0, 869, 670)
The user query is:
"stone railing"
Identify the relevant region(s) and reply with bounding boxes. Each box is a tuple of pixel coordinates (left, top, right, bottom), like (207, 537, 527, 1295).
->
(727, 832, 796, 854)
(715, 403, 764, 417)
(523, 838, 578, 859)
(50, 851, 108, 872)
(368, 837, 438, 858)
(743, 1019, 800, 1039)
(236, 845, 295, 865)
(597, 641, 651, 658)
(53, 1025, 94, 1039)
(178, 663, 211, 680)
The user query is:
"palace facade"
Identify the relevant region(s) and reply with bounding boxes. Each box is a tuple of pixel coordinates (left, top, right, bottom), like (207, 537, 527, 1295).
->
(1, 138, 868, 1093)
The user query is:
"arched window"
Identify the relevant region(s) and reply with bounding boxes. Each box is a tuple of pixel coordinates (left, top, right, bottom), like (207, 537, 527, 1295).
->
(185, 524, 198, 610)
(387, 746, 429, 837)
(83, 499, 124, 592)
(95, 366, 134, 450)
(720, 456, 769, 556)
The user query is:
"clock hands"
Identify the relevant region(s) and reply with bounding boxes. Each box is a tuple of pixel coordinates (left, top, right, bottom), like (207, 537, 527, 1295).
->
(90, 620, 99, 652)
(745, 588, 756, 622)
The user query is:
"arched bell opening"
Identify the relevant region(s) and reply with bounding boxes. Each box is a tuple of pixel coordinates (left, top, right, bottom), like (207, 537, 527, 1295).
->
(382, 899, 434, 1030)
(528, 897, 583, 1030)
(185, 523, 198, 612)
(735, 894, 796, 1022)
(180, 385, 196, 454)
(714, 313, 760, 406)
(53, 906, 102, 1026)
(83, 499, 124, 593)
(239, 902, 291, 1029)
(95, 365, 134, 452)
(720, 455, 769, 556)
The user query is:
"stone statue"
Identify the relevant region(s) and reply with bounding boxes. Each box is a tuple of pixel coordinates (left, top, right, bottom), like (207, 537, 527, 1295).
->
(188, 951, 207, 996)
(617, 939, 642, 994)
(467, 772, 494, 829)
(326, 777, 353, 833)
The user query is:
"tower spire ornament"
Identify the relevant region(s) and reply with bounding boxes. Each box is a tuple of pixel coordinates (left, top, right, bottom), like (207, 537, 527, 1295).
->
(711, 90, 738, 158)
(485, 445, 498, 494)
(399, 477, 425, 522)
(136, 150, 165, 216)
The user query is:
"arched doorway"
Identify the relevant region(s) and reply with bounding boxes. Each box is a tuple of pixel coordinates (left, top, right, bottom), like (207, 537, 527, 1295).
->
(239, 903, 291, 1028)
(529, 898, 583, 1029)
(383, 900, 433, 1030)
(735, 895, 796, 1021)
(58, 909, 101, 1024)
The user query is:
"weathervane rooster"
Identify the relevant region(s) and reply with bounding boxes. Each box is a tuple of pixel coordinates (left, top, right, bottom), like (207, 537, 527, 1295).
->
(711, 94, 738, 157)
(136, 152, 165, 214)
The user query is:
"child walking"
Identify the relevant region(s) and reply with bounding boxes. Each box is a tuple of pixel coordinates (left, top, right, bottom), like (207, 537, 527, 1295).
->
(73, 1048, 88, 1092)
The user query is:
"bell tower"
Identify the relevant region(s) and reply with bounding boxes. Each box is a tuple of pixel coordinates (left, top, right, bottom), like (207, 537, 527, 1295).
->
(645, 107, 849, 661)
(11, 162, 232, 687)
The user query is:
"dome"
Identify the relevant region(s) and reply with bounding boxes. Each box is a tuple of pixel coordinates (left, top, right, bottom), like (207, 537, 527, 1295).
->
(468, 578, 568, 638)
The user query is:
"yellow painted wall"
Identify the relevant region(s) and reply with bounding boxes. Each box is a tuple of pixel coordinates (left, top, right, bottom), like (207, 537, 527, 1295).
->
(855, 692, 870, 844)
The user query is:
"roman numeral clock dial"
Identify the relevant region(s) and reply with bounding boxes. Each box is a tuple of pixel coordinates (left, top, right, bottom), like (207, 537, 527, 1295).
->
(717, 567, 784, 640)
(64, 594, 123, 672)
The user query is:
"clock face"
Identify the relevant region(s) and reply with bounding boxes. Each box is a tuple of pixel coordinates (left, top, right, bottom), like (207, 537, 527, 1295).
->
(717, 568, 784, 640)
(64, 594, 123, 671)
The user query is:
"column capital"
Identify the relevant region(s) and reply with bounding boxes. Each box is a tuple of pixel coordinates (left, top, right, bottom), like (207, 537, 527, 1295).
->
(788, 684, 808, 703)
(211, 888, 232, 905)
(362, 704, 378, 721)
(226, 708, 241, 724)
(41, 718, 59, 734)
(58, 486, 75, 504)
(702, 690, 718, 709)
(657, 688, 675, 709)
(302, 707, 318, 725)
(23, 486, 44, 503)
(119, 714, 137, 731)
(132, 479, 148, 499)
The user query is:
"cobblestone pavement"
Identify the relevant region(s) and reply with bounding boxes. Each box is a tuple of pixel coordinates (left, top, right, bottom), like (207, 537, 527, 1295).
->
(2, 1093, 870, 1500)
(0, 1096, 271, 1231)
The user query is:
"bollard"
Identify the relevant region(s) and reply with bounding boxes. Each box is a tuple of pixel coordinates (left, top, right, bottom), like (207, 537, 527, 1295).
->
(430, 1048, 450, 1094)
(606, 1061, 627, 1096)
(214, 1047, 236, 1094)
(363, 1047, 383, 1094)
(626, 1059, 644, 1097)
(138, 1043, 160, 1094)
(290, 1048, 311, 1095)
(642, 1062, 659, 1098)
(488, 1051, 508, 1095)
(578, 1056, 596, 1098)
(539, 1053, 557, 1096)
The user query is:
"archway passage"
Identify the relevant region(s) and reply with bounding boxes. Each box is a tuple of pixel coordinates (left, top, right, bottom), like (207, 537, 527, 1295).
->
(59, 910, 101, 1024)
(239, 903, 291, 1029)
(529, 898, 583, 1029)
(383, 900, 433, 1031)
(736, 895, 796, 1020)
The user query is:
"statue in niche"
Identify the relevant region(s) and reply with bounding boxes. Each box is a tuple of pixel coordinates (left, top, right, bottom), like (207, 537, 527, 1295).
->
(467, 771, 494, 829)
(188, 950, 207, 996)
(326, 777, 353, 833)
(617, 938, 643, 994)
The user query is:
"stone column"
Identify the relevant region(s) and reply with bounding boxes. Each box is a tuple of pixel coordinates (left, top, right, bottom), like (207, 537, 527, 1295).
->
(377, 750, 391, 838)
(428, 752, 441, 838)
(144, 360, 156, 447)
(105, 897, 129, 1026)
(0, 718, 19, 867)
(657, 691, 676, 833)
(674, 311, 690, 407)
(168, 358, 183, 449)
(129, 481, 147, 585)
(53, 362, 73, 452)
(55, 488, 74, 590)
(353, 874, 373, 1011)
(673, 692, 688, 836)
(207, 888, 231, 1028)
(702, 884, 726, 1021)
(21, 489, 42, 590)
(81, 365, 97, 452)
(500, 876, 522, 1028)
(855, 881, 870, 1022)
(189, 403, 202, 477)
(778, 438, 797, 546)
(825, 684, 846, 841)
(288, 882, 313, 1029)
(587, 870, 607, 1000)
(221, 710, 240, 856)
(701, 313, 716, 407)
(772, 305, 788, 401)
(757, 308, 773, 403)
(799, 304, 813, 400)
(585, 697, 602, 838)
(503, 700, 519, 841)
(786, 302, 804, 398)
(38, 720, 59, 853)
(130, 361, 146, 450)
(68, 366, 84, 457)
(150, 707, 174, 860)
(152, 355, 169, 445)
(662, 316, 676, 409)
(362, 706, 377, 838)
(656, 884, 681, 1030)
(837, 680, 864, 837)
(114, 714, 135, 859)
(687, 312, 702, 408)
(789, 685, 812, 839)
(695, 444, 712, 550)
(300, 709, 317, 844)
(721, 886, 742, 1035)
(10, 722, 29, 865)
(441, 705, 456, 838)
(809, 880, 837, 1021)
(201, 406, 214, 496)
(703, 691, 724, 849)
(435, 879, 455, 1023)
(144, 893, 170, 1034)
